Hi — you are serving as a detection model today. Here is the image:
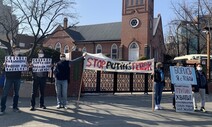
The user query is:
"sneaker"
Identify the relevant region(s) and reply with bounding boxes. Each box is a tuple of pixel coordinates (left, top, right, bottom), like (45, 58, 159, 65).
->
(30, 106, 36, 111)
(56, 105, 62, 109)
(200, 107, 206, 113)
(173, 106, 176, 109)
(194, 106, 198, 111)
(158, 105, 163, 110)
(13, 108, 21, 112)
(0, 111, 5, 115)
(155, 105, 159, 110)
(40, 105, 46, 109)
(63, 105, 68, 110)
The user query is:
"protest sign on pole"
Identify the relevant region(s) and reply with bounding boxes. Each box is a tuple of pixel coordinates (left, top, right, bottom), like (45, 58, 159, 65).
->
(5, 56, 28, 72)
(82, 53, 155, 110)
(174, 84, 193, 112)
(32, 58, 52, 72)
(84, 53, 154, 73)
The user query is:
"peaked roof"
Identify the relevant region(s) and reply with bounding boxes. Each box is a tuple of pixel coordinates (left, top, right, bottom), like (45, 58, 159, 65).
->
(66, 22, 121, 42)
(66, 17, 160, 42)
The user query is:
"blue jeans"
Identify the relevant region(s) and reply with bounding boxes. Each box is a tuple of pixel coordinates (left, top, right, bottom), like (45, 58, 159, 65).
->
(154, 82, 164, 105)
(55, 79, 68, 106)
(1, 78, 21, 112)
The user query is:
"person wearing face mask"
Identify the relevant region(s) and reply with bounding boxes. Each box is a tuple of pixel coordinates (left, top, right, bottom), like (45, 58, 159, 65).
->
(192, 63, 208, 112)
(0, 45, 23, 115)
(30, 49, 48, 111)
(152, 62, 165, 110)
(54, 53, 70, 109)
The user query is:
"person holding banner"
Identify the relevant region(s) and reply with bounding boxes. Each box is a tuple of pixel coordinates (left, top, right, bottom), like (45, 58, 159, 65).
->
(30, 50, 49, 111)
(153, 62, 165, 110)
(54, 54, 70, 109)
(0, 45, 24, 115)
(193, 63, 207, 112)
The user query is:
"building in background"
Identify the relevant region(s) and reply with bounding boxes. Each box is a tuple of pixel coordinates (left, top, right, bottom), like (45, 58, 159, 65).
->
(44, 0, 165, 62)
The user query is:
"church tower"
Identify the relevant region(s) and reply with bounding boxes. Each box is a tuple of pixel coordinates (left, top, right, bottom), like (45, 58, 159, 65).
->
(121, 0, 154, 60)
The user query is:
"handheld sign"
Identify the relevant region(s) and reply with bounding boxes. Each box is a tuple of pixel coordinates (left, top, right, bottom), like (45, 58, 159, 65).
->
(175, 84, 194, 112)
(32, 58, 52, 72)
(170, 66, 197, 85)
(5, 56, 28, 72)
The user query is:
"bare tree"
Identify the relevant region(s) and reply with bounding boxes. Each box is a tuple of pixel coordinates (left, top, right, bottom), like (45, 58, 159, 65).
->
(167, 0, 212, 56)
(0, 0, 24, 54)
(0, 0, 77, 58)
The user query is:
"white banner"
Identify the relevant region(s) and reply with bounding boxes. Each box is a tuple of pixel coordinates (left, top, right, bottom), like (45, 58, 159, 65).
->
(84, 53, 154, 73)
(175, 84, 193, 112)
(32, 58, 52, 72)
(5, 56, 28, 72)
(170, 66, 197, 85)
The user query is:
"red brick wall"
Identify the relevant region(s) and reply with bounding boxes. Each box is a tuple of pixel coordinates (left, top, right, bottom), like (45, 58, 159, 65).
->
(121, 0, 154, 60)
(43, 26, 75, 54)
(76, 41, 121, 57)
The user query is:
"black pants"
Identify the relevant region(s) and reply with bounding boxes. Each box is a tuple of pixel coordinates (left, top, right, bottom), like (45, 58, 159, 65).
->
(31, 77, 46, 107)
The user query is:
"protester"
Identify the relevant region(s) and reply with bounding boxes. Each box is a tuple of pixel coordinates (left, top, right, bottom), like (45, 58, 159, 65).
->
(153, 62, 165, 110)
(30, 49, 48, 111)
(172, 62, 183, 109)
(54, 54, 70, 109)
(192, 63, 208, 112)
(0, 45, 24, 115)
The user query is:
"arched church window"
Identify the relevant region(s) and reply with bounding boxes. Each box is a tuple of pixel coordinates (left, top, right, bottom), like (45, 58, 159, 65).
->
(55, 42, 61, 52)
(64, 45, 69, 53)
(96, 44, 102, 53)
(111, 44, 118, 59)
(128, 42, 139, 61)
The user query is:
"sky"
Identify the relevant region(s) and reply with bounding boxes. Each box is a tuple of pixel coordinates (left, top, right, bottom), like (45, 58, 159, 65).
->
(74, 0, 176, 35)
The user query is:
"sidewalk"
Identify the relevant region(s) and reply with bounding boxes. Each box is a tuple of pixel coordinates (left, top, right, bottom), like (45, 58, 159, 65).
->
(0, 93, 212, 127)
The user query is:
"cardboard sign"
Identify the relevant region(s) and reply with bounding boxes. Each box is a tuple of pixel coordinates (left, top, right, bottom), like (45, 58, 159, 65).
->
(170, 66, 197, 85)
(32, 58, 52, 72)
(5, 56, 28, 72)
(175, 84, 194, 112)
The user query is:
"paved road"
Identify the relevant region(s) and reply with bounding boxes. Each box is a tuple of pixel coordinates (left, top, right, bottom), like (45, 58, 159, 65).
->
(0, 93, 212, 127)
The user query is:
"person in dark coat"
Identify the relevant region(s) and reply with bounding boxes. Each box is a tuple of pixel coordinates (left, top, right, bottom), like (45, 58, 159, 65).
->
(0, 45, 24, 115)
(54, 54, 70, 109)
(30, 49, 48, 111)
(192, 63, 208, 112)
(153, 62, 165, 110)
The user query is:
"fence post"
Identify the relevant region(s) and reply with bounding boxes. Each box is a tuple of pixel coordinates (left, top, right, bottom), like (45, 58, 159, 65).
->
(144, 73, 148, 94)
(113, 72, 117, 94)
(96, 71, 101, 92)
(130, 73, 133, 93)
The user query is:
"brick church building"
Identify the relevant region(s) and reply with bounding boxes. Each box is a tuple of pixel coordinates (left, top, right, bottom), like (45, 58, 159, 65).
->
(44, 0, 165, 62)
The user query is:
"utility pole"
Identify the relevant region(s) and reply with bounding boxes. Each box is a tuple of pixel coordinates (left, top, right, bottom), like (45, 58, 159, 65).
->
(197, 0, 200, 54)
(206, 31, 211, 80)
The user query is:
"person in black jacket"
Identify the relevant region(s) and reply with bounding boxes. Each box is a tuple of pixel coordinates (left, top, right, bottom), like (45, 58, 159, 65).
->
(30, 50, 48, 111)
(153, 62, 165, 110)
(0, 45, 24, 115)
(54, 54, 70, 109)
(192, 63, 207, 112)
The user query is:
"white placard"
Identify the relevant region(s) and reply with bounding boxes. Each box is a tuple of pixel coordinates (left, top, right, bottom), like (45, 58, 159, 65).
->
(175, 84, 194, 112)
(170, 66, 197, 85)
(5, 56, 28, 72)
(32, 58, 52, 72)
